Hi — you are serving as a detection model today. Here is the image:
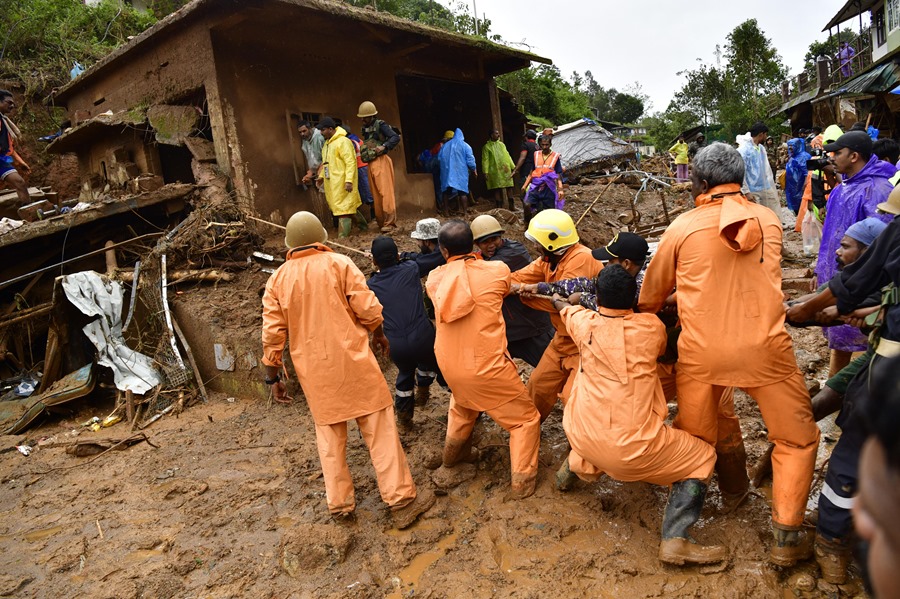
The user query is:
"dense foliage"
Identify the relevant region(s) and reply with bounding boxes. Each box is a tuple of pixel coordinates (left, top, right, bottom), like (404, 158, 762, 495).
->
(0, 0, 157, 96)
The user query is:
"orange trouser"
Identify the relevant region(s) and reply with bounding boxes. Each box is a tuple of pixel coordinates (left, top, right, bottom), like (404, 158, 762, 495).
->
(657, 361, 677, 404)
(567, 425, 715, 486)
(445, 392, 541, 492)
(367, 154, 396, 228)
(527, 334, 579, 421)
(313, 405, 416, 514)
(675, 371, 820, 527)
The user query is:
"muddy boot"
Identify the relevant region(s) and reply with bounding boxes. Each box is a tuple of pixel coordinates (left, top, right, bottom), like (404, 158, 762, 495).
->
(331, 511, 356, 525)
(716, 443, 750, 514)
(659, 479, 727, 565)
(355, 208, 369, 231)
(391, 489, 436, 529)
(414, 385, 430, 408)
(396, 408, 414, 432)
(770, 524, 813, 567)
(507, 471, 537, 500)
(337, 216, 352, 238)
(432, 463, 476, 492)
(815, 534, 850, 584)
(555, 457, 577, 492)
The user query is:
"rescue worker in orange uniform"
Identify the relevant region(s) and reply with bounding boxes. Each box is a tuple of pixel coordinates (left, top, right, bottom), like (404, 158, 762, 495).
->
(552, 265, 724, 565)
(509, 209, 602, 421)
(426, 220, 541, 498)
(638, 143, 820, 566)
(261, 212, 434, 528)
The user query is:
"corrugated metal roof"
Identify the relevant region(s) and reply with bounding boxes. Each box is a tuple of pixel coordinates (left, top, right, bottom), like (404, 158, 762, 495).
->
(551, 119, 636, 175)
(823, 0, 879, 31)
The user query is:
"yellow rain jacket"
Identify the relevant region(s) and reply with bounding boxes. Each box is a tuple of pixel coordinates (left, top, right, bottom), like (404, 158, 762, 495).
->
(319, 126, 362, 216)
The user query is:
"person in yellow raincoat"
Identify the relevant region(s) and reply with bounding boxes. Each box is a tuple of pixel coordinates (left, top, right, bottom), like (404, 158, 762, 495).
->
(425, 220, 541, 499)
(552, 265, 723, 566)
(261, 211, 434, 528)
(317, 118, 365, 238)
(482, 129, 516, 210)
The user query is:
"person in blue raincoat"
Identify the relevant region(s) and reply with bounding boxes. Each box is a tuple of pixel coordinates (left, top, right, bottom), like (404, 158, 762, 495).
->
(438, 128, 477, 216)
(785, 137, 810, 214)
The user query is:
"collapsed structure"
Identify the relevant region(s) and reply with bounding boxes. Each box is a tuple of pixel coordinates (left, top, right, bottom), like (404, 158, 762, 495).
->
(0, 0, 552, 434)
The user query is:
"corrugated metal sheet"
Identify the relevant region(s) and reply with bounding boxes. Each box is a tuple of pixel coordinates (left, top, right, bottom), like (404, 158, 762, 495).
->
(551, 119, 636, 176)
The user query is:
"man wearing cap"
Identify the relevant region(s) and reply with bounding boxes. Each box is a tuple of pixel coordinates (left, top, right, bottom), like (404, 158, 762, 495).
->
(471, 214, 553, 367)
(317, 118, 365, 238)
(737, 121, 781, 217)
(401, 218, 446, 278)
(639, 143, 820, 566)
(367, 236, 445, 429)
(549, 265, 725, 566)
(509, 209, 602, 422)
(816, 130, 894, 376)
(794, 124, 843, 234)
(426, 220, 541, 499)
(261, 212, 434, 528)
(482, 129, 516, 211)
(358, 101, 401, 232)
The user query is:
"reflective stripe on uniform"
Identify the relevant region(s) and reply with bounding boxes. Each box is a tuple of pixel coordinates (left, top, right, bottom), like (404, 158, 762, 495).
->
(416, 369, 436, 378)
(395, 389, 414, 397)
(821, 482, 855, 510)
(875, 338, 900, 358)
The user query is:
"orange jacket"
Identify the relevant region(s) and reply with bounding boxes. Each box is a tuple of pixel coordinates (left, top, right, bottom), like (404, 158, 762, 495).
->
(560, 305, 713, 482)
(426, 254, 524, 411)
(261, 243, 391, 425)
(638, 183, 799, 387)
(511, 243, 602, 354)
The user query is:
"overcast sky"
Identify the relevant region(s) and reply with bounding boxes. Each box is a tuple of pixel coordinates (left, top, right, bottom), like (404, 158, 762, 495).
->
(472, 0, 863, 116)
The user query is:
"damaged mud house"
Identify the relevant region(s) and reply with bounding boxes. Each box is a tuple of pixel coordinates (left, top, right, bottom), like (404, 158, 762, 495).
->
(0, 0, 572, 433)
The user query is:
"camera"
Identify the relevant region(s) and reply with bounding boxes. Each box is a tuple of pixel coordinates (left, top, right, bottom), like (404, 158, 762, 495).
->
(807, 149, 831, 170)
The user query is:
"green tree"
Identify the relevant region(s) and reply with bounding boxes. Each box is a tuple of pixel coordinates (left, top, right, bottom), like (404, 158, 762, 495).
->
(673, 61, 724, 130)
(717, 19, 787, 139)
(497, 65, 592, 125)
(644, 107, 700, 153)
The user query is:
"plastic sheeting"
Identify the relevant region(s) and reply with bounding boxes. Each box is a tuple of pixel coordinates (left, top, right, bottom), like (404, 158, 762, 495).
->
(61, 271, 162, 394)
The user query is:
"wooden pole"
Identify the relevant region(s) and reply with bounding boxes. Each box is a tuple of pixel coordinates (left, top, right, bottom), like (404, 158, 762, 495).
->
(245, 215, 369, 256)
(575, 174, 622, 227)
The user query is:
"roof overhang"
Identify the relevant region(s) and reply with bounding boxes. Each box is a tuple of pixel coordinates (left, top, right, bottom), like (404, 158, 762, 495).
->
(53, 0, 550, 105)
(823, 0, 879, 31)
(769, 88, 821, 117)
(813, 59, 900, 102)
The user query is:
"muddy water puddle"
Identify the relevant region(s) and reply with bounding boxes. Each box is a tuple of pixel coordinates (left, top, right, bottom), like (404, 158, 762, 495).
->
(0, 524, 64, 543)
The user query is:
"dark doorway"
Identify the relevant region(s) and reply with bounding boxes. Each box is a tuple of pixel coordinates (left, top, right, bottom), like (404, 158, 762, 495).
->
(157, 144, 196, 184)
(395, 74, 495, 198)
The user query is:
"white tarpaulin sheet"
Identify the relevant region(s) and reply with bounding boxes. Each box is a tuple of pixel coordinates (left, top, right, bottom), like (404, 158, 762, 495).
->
(62, 271, 162, 394)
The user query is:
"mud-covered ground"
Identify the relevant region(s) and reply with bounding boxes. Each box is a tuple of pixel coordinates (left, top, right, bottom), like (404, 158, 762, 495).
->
(0, 180, 864, 598)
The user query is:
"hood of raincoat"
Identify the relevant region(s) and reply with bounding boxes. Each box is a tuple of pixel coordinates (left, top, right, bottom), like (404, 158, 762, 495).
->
(822, 124, 844, 145)
(847, 153, 898, 184)
(434, 254, 479, 323)
(696, 184, 763, 253)
(787, 138, 808, 161)
(327, 125, 348, 143)
(735, 132, 754, 148)
(439, 128, 476, 193)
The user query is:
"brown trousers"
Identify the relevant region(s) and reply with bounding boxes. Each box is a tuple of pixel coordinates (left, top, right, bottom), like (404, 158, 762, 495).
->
(367, 154, 396, 228)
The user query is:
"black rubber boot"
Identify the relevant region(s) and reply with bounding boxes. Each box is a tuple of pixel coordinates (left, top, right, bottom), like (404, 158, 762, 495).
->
(659, 479, 727, 565)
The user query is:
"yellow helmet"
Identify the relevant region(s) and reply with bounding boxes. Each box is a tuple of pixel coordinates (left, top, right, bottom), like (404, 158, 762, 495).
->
(525, 209, 578, 252)
(443, 130, 455, 140)
(357, 101, 378, 118)
(284, 211, 327, 248)
(471, 214, 504, 242)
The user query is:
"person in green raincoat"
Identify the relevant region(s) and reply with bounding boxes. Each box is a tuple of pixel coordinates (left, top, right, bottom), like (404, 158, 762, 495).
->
(482, 129, 516, 210)
(317, 118, 366, 238)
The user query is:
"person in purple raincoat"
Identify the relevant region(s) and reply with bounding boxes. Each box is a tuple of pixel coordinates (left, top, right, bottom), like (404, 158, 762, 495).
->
(816, 131, 893, 375)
